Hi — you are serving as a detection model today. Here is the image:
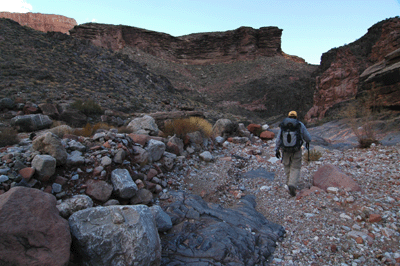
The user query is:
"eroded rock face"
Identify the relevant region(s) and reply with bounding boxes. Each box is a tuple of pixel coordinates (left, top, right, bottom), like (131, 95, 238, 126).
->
(0, 12, 77, 34)
(70, 23, 283, 65)
(305, 17, 400, 122)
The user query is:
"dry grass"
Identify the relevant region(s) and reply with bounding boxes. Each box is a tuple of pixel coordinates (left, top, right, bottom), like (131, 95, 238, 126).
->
(303, 149, 323, 162)
(341, 87, 381, 148)
(162, 116, 213, 138)
(74, 122, 114, 137)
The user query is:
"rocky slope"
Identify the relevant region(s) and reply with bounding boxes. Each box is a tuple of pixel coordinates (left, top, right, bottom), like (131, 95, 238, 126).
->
(0, 12, 76, 34)
(70, 22, 318, 122)
(0, 18, 208, 125)
(305, 17, 400, 122)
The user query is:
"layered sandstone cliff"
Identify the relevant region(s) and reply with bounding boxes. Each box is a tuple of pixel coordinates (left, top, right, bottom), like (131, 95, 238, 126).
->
(0, 12, 76, 34)
(305, 17, 400, 122)
(70, 23, 283, 65)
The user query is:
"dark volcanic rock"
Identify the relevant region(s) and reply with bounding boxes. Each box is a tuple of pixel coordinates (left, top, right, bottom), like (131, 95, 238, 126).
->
(159, 191, 285, 265)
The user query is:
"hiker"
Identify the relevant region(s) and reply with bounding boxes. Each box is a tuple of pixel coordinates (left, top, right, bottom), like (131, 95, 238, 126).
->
(275, 111, 311, 197)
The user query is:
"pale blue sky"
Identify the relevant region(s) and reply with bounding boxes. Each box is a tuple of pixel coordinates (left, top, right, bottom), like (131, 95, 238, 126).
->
(1, 0, 399, 64)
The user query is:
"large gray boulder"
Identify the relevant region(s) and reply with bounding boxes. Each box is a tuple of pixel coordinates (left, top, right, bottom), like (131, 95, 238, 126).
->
(127, 115, 159, 136)
(11, 114, 53, 132)
(69, 205, 161, 266)
(0, 187, 71, 266)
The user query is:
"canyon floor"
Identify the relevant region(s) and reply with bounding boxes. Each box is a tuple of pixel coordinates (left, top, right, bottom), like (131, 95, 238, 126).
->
(168, 125, 400, 265)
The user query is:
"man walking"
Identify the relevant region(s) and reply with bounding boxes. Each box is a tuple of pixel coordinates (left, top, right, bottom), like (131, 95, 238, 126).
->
(275, 111, 311, 197)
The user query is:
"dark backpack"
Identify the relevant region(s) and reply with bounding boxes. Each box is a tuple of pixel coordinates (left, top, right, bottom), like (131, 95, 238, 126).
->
(279, 118, 303, 152)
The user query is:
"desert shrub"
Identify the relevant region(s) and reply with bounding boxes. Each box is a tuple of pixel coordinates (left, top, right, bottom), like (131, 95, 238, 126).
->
(303, 149, 322, 162)
(162, 116, 212, 138)
(0, 128, 19, 147)
(74, 122, 113, 137)
(341, 88, 381, 148)
(71, 99, 103, 115)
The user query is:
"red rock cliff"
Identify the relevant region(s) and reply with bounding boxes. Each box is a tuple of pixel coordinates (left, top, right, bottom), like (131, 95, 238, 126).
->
(305, 17, 400, 122)
(0, 12, 76, 34)
(70, 23, 283, 65)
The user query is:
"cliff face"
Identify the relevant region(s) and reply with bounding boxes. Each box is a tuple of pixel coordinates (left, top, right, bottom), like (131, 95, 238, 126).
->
(305, 17, 400, 122)
(70, 23, 283, 65)
(69, 22, 318, 122)
(0, 12, 76, 34)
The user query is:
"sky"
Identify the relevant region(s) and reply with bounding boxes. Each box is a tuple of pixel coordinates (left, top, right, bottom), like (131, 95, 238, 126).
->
(1, 0, 399, 65)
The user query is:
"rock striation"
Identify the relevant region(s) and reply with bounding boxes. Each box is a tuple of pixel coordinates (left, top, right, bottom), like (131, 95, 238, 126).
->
(70, 23, 283, 65)
(305, 17, 400, 122)
(0, 12, 77, 34)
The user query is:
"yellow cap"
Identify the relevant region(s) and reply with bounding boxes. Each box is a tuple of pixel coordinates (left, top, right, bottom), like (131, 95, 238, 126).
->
(288, 111, 297, 118)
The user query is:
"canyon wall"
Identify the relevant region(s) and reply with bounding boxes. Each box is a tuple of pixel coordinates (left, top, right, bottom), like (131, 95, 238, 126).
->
(70, 23, 283, 65)
(305, 17, 400, 122)
(0, 12, 76, 34)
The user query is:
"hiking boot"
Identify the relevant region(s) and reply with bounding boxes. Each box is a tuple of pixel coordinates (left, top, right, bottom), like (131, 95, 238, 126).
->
(288, 185, 296, 197)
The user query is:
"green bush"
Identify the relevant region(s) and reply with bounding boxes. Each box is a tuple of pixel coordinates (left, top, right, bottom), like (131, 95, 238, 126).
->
(0, 128, 19, 147)
(71, 99, 103, 115)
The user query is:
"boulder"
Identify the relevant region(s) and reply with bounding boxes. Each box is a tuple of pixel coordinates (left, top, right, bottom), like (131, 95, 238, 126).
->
(111, 169, 138, 199)
(212, 119, 237, 138)
(166, 135, 184, 155)
(130, 188, 153, 205)
(57, 194, 94, 219)
(247, 123, 262, 134)
(0, 97, 14, 110)
(260, 130, 275, 140)
(313, 164, 362, 192)
(68, 205, 161, 266)
(132, 146, 149, 165)
(32, 132, 68, 165)
(68, 139, 86, 152)
(31, 154, 56, 181)
(0, 187, 71, 266)
(113, 148, 126, 164)
(146, 139, 166, 162)
(186, 131, 203, 145)
(85, 179, 113, 202)
(66, 150, 85, 166)
(58, 105, 87, 127)
(38, 103, 60, 119)
(127, 115, 159, 136)
(10, 114, 53, 132)
(199, 151, 213, 162)
(150, 205, 172, 232)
